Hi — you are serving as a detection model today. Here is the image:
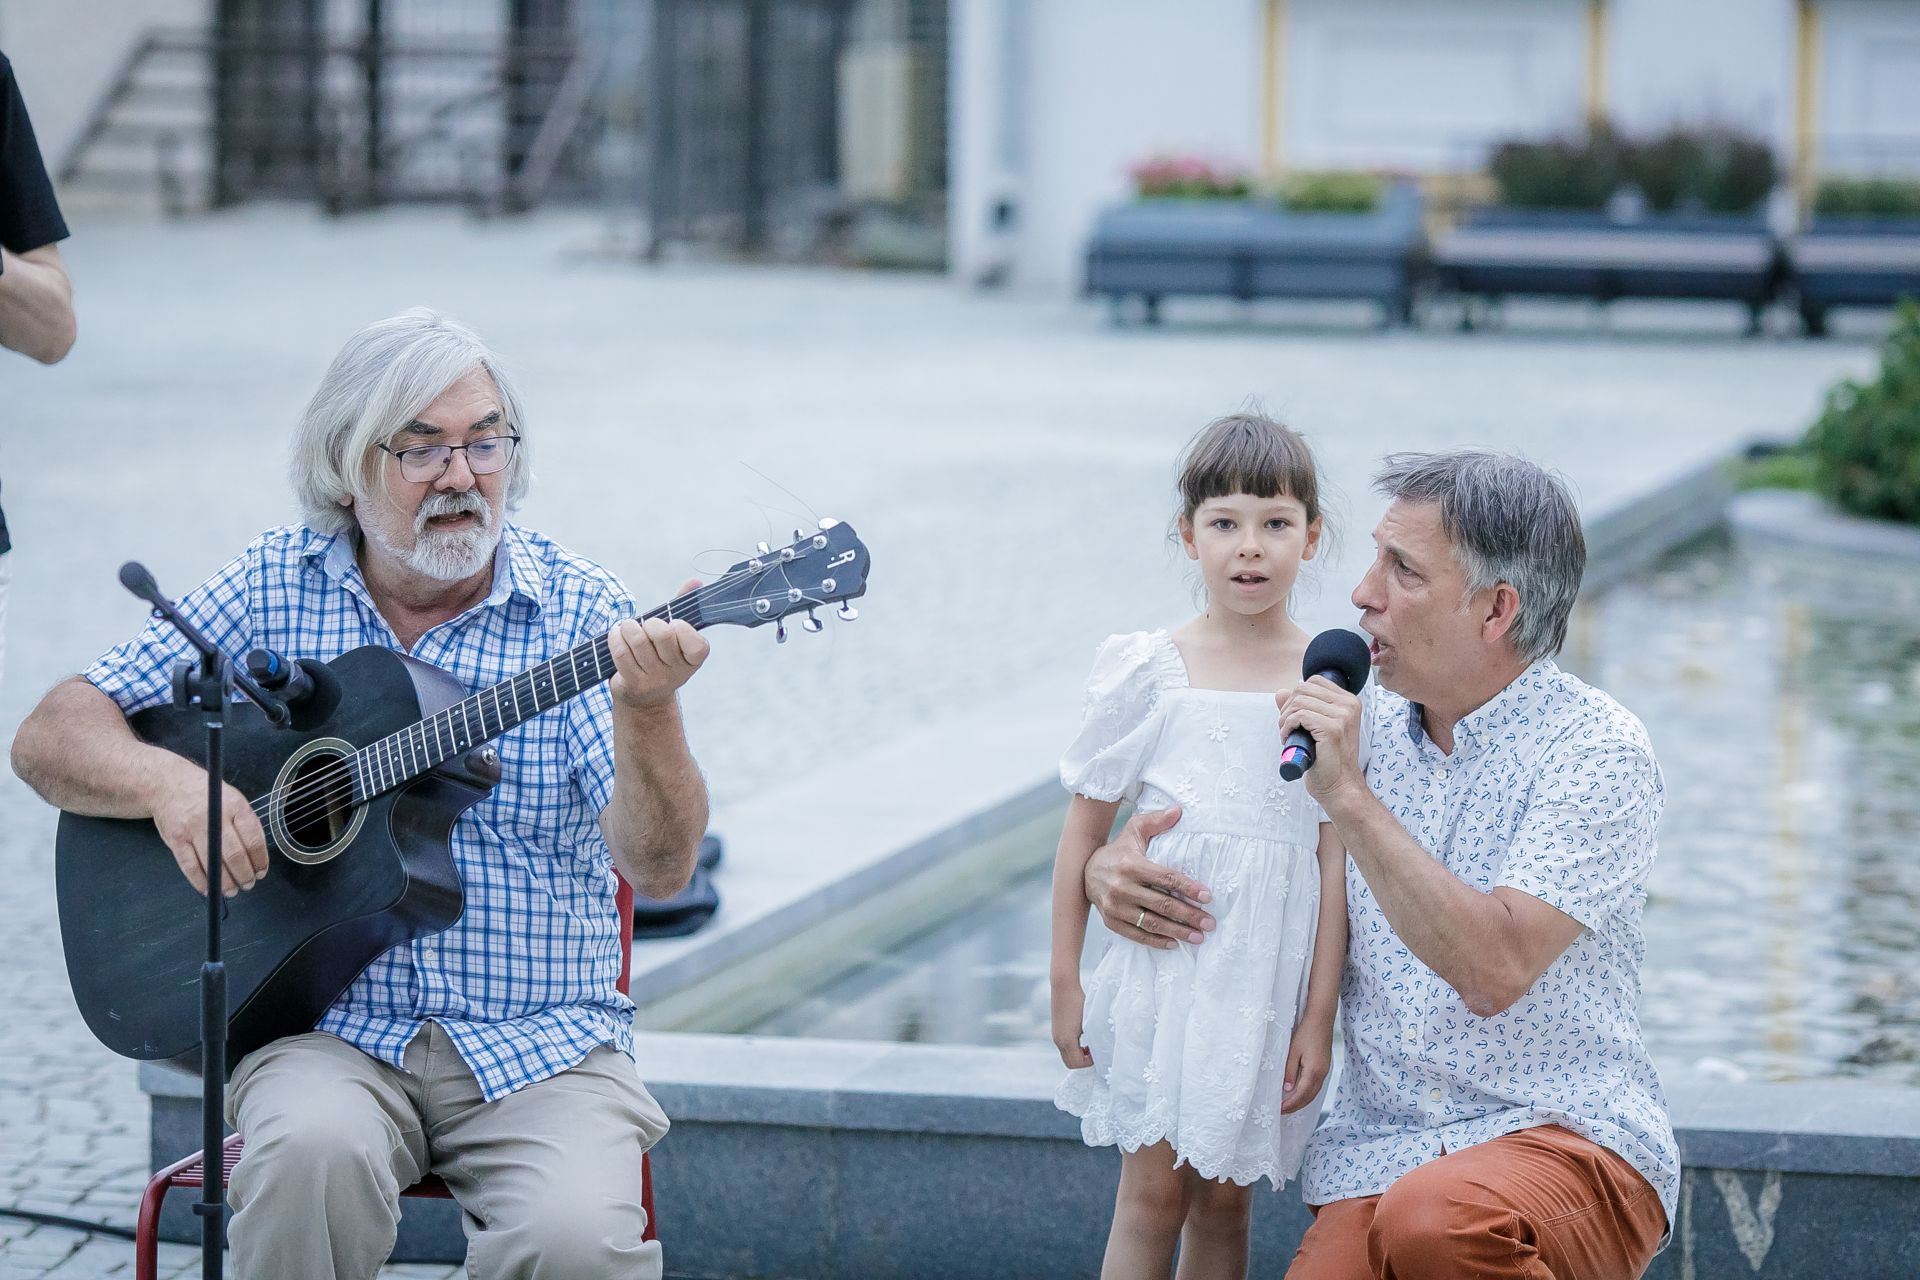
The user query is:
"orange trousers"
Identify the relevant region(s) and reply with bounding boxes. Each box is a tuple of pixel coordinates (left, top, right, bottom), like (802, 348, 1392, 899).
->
(1286, 1125, 1667, 1280)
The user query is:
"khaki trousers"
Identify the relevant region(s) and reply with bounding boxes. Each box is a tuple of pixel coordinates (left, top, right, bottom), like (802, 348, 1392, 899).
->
(225, 1025, 669, 1280)
(1286, 1125, 1668, 1280)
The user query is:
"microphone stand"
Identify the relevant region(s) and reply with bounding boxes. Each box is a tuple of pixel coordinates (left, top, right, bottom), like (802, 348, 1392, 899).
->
(119, 563, 289, 1280)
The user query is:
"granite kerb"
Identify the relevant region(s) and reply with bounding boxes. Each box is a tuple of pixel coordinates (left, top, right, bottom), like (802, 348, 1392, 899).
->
(1728, 486, 1920, 563)
(627, 1032, 1920, 1177)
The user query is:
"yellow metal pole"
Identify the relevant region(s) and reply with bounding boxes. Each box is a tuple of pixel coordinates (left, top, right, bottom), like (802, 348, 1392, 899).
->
(1585, 0, 1609, 126)
(1795, 0, 1821, 217)
(1263, 0, 1287, 177)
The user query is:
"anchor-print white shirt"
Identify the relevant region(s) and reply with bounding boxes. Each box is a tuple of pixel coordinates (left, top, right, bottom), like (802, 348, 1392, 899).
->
(1303, 660, 1679, 1232)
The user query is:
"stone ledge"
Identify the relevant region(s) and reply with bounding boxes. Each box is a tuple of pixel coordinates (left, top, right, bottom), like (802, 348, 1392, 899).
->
(1730, 487, 1920, 563)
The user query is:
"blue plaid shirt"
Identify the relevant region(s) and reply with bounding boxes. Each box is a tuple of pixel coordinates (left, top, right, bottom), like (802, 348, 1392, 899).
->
(86, 524, 637, 1100)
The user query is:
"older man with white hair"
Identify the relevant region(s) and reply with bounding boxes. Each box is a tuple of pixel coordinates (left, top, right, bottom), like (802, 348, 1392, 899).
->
(1086, 451, 1675, 1279)
(13, 309, 704, 1279)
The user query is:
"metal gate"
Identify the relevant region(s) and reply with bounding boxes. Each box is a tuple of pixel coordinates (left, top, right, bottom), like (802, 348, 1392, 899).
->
(210, 0, 584, 210)
(643, 0, 849, 255)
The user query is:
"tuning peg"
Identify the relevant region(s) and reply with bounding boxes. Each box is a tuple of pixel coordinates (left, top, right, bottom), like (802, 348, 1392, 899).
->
(802, 609, 824, 634)
(775, 619, 789, 643)
(756, 541, 772, 555)
(792, 528, 804, 544)
(837, 602, 859, 622)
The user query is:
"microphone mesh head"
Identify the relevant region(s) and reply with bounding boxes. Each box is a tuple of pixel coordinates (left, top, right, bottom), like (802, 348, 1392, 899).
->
(1303, 629, 1372, 694)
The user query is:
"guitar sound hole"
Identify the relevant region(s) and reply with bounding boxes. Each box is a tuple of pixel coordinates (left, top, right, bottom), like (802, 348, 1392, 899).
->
(284, 750, 356, 851)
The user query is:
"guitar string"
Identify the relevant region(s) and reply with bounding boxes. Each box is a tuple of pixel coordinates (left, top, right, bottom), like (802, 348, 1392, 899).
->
(250, 570, 830, 838)
(248, 563, 803, 834)
(253, 551, 850, 838)
(260, 530, 859, 832)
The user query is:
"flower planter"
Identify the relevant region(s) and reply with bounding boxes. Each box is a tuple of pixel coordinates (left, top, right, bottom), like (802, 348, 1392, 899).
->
(1432, 208, 1782, 333)
(1785, 216, 1920, 336)
(1082, 182, 1426, 326)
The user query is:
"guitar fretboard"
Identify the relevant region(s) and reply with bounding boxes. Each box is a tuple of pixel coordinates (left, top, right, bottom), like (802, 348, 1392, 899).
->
(347, 597, 698, 802)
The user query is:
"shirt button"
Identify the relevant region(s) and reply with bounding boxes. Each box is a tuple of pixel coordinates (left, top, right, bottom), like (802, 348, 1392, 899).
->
(1427, 1086, 1445, 1104)
(1402, 1025, 1420, 1044)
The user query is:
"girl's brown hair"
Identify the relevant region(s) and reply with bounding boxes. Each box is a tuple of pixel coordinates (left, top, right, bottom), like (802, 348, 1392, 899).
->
(1176, 411, 1323, 526)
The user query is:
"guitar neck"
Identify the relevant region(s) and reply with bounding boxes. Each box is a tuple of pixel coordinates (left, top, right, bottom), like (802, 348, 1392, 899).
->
(348, 595, 706, 802)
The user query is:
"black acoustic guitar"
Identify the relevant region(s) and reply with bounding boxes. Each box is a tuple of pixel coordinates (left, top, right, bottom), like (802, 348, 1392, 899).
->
(56, 521, 870, 1074)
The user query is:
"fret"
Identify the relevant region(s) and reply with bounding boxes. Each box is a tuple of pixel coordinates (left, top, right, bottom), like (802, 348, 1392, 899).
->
(345, 619, 664, 803)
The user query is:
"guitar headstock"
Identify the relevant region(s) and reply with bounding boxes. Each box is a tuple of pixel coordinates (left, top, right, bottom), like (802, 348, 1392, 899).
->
(687, 520, 871, 639)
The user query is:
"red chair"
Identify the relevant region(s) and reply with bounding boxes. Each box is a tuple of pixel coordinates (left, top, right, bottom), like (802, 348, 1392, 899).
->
(135, 880, 655, 1279)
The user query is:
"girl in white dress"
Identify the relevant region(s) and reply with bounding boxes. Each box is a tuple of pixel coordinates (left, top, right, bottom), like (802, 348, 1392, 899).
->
(1051, 412, 1349, 1280)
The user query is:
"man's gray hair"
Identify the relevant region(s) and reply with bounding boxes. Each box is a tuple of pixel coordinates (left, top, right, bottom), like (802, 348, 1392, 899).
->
(1373, 450, 1585, 664)
(290, 308, 531, 534)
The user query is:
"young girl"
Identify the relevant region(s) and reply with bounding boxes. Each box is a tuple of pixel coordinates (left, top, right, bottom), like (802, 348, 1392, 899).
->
(1051, 412, 1349, 1280)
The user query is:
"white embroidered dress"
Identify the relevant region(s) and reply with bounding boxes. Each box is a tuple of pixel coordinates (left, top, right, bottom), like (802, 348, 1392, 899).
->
(1056, 630, 1327, 1188)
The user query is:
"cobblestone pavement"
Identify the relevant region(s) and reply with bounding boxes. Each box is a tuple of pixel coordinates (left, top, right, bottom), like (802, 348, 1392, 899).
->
(0, 206, 1883, 1274)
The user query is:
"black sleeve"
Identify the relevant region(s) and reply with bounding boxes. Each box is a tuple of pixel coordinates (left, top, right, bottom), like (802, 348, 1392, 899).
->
(0, 51, 70, 255)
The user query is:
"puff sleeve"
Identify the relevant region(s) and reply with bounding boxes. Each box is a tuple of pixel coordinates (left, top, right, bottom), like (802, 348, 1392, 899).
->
(1059, 631, 1168, 803)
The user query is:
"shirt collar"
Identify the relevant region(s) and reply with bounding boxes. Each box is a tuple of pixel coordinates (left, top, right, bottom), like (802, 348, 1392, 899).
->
(304, 522, 543, 616)
(1403, 659, 1555, 757)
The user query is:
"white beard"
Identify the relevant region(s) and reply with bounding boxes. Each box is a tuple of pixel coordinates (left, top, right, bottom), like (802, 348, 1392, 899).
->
(363, 492, 502, 583)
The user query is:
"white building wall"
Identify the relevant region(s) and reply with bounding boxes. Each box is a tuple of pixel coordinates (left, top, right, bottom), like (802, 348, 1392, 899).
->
(0, 0, 208, 168)
(1818, 0, 1920, 174)
(950, 0, 1264, 289)
(951, 0, 1920, 291)
(1279, 0, 1588, 172)
(1606, 0, 1795, 148)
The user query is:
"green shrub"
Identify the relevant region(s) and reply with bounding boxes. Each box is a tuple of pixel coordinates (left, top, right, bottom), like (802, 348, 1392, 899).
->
(1738, 446, 1820, 492)
(1805, 302, 1920, 524)
(1486, 121, 1775, 214)
(1632, 126, 1776, 213)
(1277, 171, 1382, 213)
(1814, 178, 1920, 219)
(1489, 127, 1626, 209)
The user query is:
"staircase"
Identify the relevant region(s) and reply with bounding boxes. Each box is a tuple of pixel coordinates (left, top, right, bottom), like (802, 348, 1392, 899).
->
(57, 30, 218, 215)
(57, 26, 597, 218)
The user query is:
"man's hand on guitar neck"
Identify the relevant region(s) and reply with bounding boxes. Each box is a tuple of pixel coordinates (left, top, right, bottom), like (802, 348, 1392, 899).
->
(146, 752, 270, 898)
(607, 578, 710, 714)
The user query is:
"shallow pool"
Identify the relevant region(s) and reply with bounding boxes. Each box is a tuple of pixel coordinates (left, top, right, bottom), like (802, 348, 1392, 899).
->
(746, 527, 1920, 1088)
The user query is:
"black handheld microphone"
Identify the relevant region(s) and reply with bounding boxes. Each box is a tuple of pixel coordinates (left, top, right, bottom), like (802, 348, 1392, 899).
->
(1279, 629, 1372, 781)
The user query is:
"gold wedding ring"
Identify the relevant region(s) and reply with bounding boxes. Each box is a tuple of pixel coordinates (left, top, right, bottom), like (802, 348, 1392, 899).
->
(1135, 909, 1148, 930)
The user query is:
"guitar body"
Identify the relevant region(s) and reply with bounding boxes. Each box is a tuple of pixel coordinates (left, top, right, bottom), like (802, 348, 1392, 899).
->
(55, 646, 489, 1075)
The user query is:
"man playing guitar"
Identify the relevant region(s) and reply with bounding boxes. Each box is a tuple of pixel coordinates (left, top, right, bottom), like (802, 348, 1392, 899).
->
(13, 308, 703, 1279)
